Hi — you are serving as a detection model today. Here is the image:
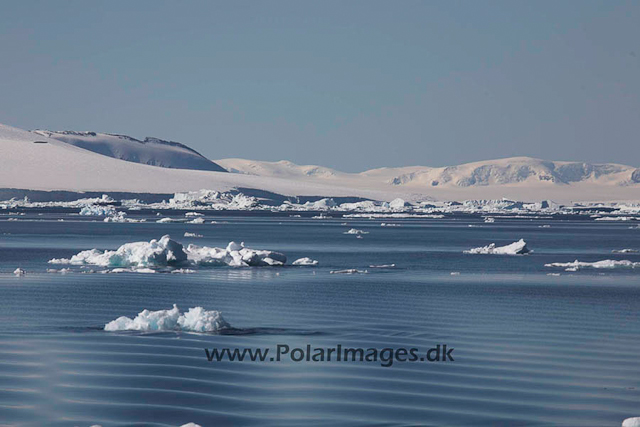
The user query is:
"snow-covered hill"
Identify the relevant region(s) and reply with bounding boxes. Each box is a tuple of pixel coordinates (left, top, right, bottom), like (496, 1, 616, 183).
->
(32, 130, 226, 172)
(217, 157, 640, 188)
(0, 123, 382, 199)
(1, 122, 638, 203)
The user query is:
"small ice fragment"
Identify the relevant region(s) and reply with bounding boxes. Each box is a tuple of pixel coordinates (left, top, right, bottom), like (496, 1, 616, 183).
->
(330, 269, 368, 274)
(293, 257, 319, 266)
(344, 228, 369, 235)
(464, 239, 531, 255)
(184, 232, 203, 238)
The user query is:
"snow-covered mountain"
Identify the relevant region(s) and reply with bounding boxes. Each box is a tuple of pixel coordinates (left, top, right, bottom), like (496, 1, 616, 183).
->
(32, 130, 226, 172)
(217, 157, 640, 188)
(1, 122, 638, 203)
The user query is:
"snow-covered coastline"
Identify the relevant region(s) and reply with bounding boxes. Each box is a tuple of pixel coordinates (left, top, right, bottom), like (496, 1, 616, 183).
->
(1, 123, 639, 204)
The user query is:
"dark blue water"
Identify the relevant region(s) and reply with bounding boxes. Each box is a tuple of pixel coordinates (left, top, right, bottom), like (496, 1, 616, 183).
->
(0, 211, 639, 426)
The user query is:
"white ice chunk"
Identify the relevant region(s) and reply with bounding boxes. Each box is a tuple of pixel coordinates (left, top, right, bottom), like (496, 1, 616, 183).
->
(344, 228, 369, 235)
(464, 239, 531, 255)
(184, 232, 203, 238)
(330, 269, 368, 274)
(389, 198, 408, 209)
(545, 259, 640, 270)
(104, 304, 229, 332)
(293, 257, 319, 266)
(79, 205, 116, 216)
(49, 236, 287, 269)
(622, 418, 640, 427)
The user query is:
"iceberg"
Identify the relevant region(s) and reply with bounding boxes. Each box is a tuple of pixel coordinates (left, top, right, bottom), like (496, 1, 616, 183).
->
(49, 235, 288, 269)
(344, 228, 369, 235)
(612, 249, 639, 254)
(79, 205, 116, 216)
(104, 304, 229, 332)
(389, 198, 408, 209)
(103, 211, 145, 223)
(187, 241, 286, 267)
(464, 239, 531, 255)
(545, 259, 640, 270)
(13, 268, 25, 276)
(292, 257, 319, 266)
(623, 417, 640, 427)
(49, 235, 188, 268)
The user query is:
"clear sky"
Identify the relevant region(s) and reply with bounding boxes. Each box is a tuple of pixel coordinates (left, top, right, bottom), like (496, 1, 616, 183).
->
(0, 1, 638, 171)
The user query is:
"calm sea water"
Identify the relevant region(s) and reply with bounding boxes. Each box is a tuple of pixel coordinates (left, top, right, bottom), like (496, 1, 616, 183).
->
(0, 210, 639, 426)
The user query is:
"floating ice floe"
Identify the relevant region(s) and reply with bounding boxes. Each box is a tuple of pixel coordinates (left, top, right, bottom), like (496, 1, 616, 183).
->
(46, 268, 71, 274)
(79, 205, 116, 216)
(623, 417, 640, 427)
(171, 268, 197, 274)
(109, 267, 157, 274)
(483, 217, 495, 223)
(594, 216, 638, 221)
(380, 222, 401, 227)
(344, 228, 369, 235)
(103, 211, 145, 223)
(157, 217, 174, 223)
(49, 235, 288, 269)
(184, 232, 203, 238)
(330, 269, 368, 274)
(292, 257, 319, 266)
(13, 268, 25, 276)
(612, 249, 639, 254)
(545, 259, 640, 271)
(185, 212, 204, 217)
(188, 217, 205, 224)
(464, 239, 531, 255)
(450, 272, 460, 276)
(104, 304, 229, 332)
(369, 264, 395, 268)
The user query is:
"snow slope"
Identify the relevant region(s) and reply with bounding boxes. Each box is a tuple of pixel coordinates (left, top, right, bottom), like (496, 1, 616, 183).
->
(1, 123, 639, 203)
(0, 123, 386, 198)
(33, 130, 226, 172)
(216, 157, 640, 203)
(217, 157, 639, 188)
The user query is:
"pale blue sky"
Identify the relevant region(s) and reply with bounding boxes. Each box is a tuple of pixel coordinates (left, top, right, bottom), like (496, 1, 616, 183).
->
(0, 0, 638, 171)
